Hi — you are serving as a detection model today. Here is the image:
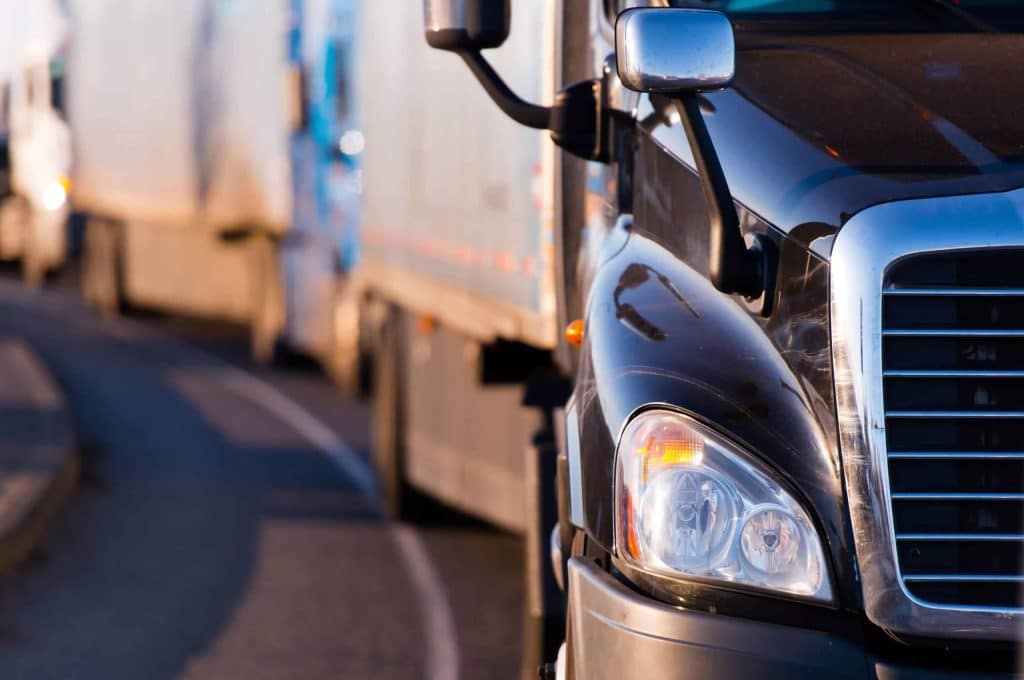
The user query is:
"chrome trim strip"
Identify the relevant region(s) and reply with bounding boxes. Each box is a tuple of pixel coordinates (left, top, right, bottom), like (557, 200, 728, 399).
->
(884, 288, 1024, 296)
(892, 493, 1024, 501)
(883, 329, 1024, 337)
(904, 575, 1024, 583)
(887, 410, 1024, 419)
(885, 369, 1024, 378)
(565, 396, 584, 528)
(830, 186, 1024, 639)
(898, 534, 1024, 541)
(889, 452, 1024, 459)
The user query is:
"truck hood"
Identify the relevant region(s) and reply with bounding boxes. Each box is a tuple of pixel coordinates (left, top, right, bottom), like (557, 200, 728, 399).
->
(669, 33, 1024, 250)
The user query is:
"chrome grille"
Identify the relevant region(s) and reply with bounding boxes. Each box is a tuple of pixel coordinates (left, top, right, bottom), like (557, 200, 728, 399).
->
(883, 250, 1024, 609)
(831, 191, 1024, 638)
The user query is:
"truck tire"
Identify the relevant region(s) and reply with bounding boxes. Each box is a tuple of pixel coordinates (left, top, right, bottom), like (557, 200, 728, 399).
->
(250, 232, 285, 365)
(0, 195, 29, 263)
(21, 210, 45, 288)
(81, 217, 122, 318)
(371, 306, 421, 520)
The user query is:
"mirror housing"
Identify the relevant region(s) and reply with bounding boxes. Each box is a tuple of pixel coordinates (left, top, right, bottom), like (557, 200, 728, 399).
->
(423, 0, 510, 52)
(615, 8, 734, 94)
(615, 8, 771, 307)
(421, 0, 612, 161)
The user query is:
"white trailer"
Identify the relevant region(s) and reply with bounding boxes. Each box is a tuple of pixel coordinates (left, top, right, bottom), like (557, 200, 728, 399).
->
(357, 0, 559, 530)
(66, 0, 295, 360)
(357, 4, 569, 674)
(0, 0, 72, 285)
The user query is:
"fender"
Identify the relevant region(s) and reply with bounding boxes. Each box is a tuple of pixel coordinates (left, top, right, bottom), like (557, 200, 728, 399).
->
(571, 222, 858, 607)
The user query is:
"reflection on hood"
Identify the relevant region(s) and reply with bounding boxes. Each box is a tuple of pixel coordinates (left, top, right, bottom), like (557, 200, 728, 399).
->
(735, 34, 1024, 175)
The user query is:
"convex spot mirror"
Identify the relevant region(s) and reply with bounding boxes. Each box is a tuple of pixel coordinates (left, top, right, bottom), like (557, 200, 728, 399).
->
(423, 0, 510, 52)
(615, 8, 735, 94)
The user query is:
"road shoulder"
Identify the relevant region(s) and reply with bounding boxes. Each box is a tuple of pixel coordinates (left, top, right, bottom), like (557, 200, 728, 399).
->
(0, 338, 78, 574)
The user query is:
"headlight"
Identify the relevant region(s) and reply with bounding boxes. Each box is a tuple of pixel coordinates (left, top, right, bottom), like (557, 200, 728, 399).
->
(42, 178, 68, 212)
(615, 410, 832, 602)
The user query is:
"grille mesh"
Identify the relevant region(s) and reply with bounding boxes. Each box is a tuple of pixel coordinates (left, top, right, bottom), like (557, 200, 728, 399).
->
(883, 250, 1024, 609)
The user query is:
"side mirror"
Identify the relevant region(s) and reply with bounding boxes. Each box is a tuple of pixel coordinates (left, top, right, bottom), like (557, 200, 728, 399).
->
(615, 8, 735, 94)
(423, 0, 510, 52)
(421, 0, 609, 161)
(615, 8, 771, 307)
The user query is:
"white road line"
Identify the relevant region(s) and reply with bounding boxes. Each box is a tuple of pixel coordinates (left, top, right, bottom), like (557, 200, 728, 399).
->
(393, 526, 461, 680)
(211, 363, 461, 680)
(216, 370, 377, 494)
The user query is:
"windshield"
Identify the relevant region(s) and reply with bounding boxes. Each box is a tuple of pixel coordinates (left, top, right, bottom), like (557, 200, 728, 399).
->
(665, 0, 1024, 31)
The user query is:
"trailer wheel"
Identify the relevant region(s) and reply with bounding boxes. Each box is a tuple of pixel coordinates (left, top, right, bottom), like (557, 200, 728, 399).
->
(81, 218, 122, 317)
(250, 232, 285, 365)
(323, 279, 364, 394)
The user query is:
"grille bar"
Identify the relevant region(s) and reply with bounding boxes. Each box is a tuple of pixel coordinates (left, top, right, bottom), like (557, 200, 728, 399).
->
(884, 288, 1024, 296)
(892, 493, 1024, 500)
(884, 329, 1024, 337)
(885, 370, 1024, 378)
(886, 410, 1024, 418)
(888, 452, 1024, 460)
(897, 534, 1024, 541)
(904, 575, 1024, 583)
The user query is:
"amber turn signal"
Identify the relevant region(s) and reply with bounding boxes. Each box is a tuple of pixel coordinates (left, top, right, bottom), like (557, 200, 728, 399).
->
(417, 315, 437, 334)
(565, 319, 585, 347)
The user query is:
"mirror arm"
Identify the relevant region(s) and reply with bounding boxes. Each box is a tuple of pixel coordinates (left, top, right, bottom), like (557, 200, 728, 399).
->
(458, 50, 552, 130)
(457, 51, 611, 162)
(675, 95, 765, 299)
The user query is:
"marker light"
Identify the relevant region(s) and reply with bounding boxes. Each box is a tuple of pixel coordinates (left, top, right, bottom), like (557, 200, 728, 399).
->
(564, 319, 584, 347)
(615, 410, 832, 602)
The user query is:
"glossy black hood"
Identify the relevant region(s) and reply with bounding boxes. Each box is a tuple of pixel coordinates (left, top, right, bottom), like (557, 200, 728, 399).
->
(645, 33, 1024, 249)
(737, 34, 1024, 169)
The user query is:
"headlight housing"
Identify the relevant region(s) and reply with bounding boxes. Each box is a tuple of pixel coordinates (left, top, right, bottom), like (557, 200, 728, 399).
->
(615, 410, 833, 602)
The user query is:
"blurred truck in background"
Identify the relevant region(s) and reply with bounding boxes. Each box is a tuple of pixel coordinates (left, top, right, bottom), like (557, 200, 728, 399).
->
(280, 0, 364, 385)
(66, 0, 361, 366)
(0, 0, 72, 285)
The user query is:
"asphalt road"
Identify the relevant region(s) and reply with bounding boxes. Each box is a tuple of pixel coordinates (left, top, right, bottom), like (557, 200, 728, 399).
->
(0, 279, 523, 679)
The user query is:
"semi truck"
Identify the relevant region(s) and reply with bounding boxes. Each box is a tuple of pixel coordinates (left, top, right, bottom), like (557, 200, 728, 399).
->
(0, 0, 72, 285)
(66, 0, 361, 368)
(420, 0, 1024, 678)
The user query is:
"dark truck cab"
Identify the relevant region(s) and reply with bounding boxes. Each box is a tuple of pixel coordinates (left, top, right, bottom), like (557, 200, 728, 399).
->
(424, 1, 1024, 677)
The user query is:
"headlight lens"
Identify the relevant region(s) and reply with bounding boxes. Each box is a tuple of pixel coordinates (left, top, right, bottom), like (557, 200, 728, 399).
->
(615, 410, 832, 602)
(42, 179, 68, 212)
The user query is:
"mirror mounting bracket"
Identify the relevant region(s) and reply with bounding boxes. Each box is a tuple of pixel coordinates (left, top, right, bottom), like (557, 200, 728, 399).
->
(674, 94, 768, 302)
(458, 50, 552, 129)
(551, 79, 618, 164)
(457, 50, 613, 163)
